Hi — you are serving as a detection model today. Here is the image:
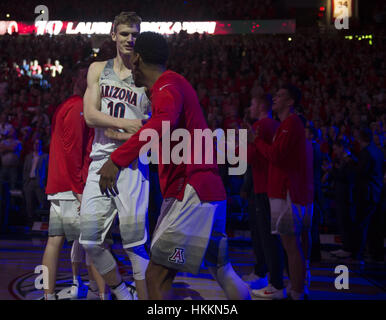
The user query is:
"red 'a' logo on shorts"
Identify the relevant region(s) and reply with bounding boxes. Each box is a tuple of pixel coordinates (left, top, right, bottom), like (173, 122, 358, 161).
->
(168, 248, 185, 264)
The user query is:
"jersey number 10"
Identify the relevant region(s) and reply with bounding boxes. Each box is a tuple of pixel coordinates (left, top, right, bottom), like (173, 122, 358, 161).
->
(107, 102, 126, 118)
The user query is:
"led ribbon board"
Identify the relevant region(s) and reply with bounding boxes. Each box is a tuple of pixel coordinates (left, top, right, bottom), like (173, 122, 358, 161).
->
(0, 20, 295, 36)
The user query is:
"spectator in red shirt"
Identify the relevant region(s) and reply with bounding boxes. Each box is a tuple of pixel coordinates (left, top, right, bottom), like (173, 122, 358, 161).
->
(30, 59, 43, 80)
(252, 84, 313, 300)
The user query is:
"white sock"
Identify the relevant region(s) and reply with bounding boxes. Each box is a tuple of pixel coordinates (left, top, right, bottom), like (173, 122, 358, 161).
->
(73, 275, 82, 286)
(44, 293, 57, 300)
(112, 282, 132, 300)
(100, 292, 111, 300)
(89, 280, 98, 292)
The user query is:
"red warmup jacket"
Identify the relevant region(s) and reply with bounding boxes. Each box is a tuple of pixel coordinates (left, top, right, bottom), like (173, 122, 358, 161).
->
(247, 117, 280, 194)
(111, 70, 226, 202)
(255, 113, 312, 205)
(46, 95, 94, 195)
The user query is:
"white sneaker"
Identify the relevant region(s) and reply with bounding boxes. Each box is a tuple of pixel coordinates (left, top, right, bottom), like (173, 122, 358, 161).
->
(252, 284, 285, 300)
(127, 283, 138, 300)
(243, 274, 269, 289)
(86, 289, 100, 300)
(100, 292, 112, 300)
(70, 283, 88, 299)
(330, 249, 346, 255)
(70, 284, 79, 299)
(331, 249, 351, 258)
(242, 272, 260, 282)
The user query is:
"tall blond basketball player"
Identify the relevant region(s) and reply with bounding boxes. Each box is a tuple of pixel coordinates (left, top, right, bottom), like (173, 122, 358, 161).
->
(80, 12, 151, 300)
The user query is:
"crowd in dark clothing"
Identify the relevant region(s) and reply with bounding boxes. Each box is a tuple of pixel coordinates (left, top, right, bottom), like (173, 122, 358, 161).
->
(1, 0, 280, 21)
(0, 28, 384, 261)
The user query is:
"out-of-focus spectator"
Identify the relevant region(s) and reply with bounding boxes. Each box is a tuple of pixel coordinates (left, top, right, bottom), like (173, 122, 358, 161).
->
(50, 60, 63, 77)
(23, 138, 48, 223)
(305, 125, 324, 262)
(352, 128, 384, 261)
(31, 60, 43, 80)
(0, 113, 13, 137)
(0, 127, 22, 193)
(329, 140, 357, 259)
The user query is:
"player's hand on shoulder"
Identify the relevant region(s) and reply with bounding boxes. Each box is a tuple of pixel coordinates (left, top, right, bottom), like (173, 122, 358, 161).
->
(104, 128, 133, 141)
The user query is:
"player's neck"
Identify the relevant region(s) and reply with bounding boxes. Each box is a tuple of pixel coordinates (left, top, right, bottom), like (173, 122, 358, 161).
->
(145, 67, 166, 89)
(278, 108, 292, 122)
(258, 112, 270, 120)
(115, 53, 130, 72)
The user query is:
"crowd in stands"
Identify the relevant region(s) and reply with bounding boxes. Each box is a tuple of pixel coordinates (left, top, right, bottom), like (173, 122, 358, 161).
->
(1, 0, 280, 21)
(1, 0, 385, 25)
(0, 26, 384, 261)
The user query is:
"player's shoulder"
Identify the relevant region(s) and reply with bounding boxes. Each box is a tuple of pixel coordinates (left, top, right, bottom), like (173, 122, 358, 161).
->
(281, 113, 299, 126)
(88, 61, 108, 77)
(155, 71, 186, 95)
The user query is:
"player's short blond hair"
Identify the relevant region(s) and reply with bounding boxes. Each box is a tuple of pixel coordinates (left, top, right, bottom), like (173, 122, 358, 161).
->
(112, 12, 142, 33)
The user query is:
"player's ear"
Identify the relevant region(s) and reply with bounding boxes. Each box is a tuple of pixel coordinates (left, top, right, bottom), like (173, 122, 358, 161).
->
(111, 30, 117, 42)
(131, 52, 140, 66)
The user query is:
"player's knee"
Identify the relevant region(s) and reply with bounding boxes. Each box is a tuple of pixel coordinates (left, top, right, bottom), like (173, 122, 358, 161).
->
(81, 243, 116, 275)
(125, 245, 149, 281)
(47, 235, 64, 249)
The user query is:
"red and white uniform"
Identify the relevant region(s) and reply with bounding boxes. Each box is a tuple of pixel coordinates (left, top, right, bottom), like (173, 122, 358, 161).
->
(254, 113, 310, 205)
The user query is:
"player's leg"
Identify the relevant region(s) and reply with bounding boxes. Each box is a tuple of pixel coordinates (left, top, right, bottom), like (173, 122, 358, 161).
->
(85, 252, 110, 300)
(42, 235, 65, 299)
(42, 200, 66, 299)
(281, 234, 305, 299)
(208, 263, 251, 300)
(204, 200, 251, 300)
(80, 160, 134, 299)
(145, 260, 178, 300)
(124, 245, 149, 300)
(115, 164, 150, 299)
(70, 240, 86, 298)
(80, 207, 133, 299)
(81, 240, 138, 299)
(70, 239, 110, 300)
(301, 203, 314, 296)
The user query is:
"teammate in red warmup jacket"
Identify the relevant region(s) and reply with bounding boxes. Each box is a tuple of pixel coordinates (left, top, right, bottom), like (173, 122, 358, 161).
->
(98, 32, 251, 300)
(42, 64, 106, 300)
(252, 85, 313, 300)
(244, 94, 287, 300)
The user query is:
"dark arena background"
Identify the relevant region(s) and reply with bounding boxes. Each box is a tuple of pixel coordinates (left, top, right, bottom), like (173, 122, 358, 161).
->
(0, 0, 385, 307)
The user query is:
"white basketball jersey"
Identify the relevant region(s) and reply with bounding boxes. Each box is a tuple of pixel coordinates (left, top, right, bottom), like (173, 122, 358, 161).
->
(90, 59, 151, 159)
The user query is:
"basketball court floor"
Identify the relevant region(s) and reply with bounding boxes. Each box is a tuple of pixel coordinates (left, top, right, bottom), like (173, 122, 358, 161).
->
(1, 232, 385, 300)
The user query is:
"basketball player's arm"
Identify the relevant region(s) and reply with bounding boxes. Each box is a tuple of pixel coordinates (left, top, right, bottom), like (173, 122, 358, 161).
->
(83, 62, 141, 131)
